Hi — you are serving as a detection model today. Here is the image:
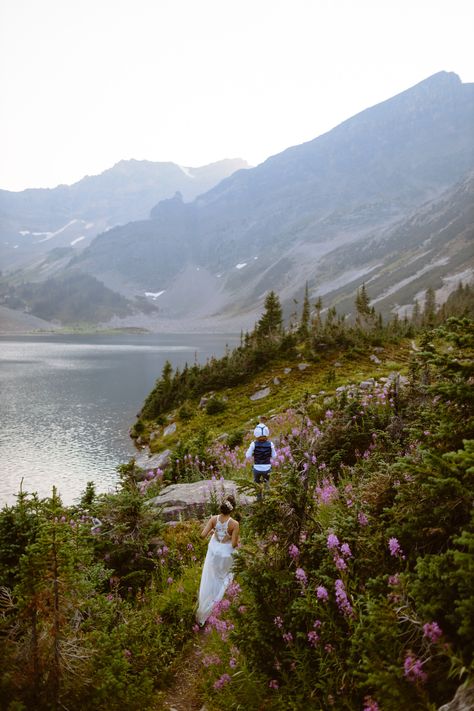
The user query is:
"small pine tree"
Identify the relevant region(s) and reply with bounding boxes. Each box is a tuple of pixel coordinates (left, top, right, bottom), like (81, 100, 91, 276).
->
(298, 282, 311, 340)
(412, 299, 421, 327)
(423, 286, 437, 326)
(255, 291, 283, 341)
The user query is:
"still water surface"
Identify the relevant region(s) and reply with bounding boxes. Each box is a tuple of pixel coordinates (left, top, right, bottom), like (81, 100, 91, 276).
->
(0, 332, 239, 506)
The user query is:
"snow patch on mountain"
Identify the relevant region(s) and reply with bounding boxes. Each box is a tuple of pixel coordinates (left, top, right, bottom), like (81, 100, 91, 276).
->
(372, 257, 451, 305)
(178, 165, 194, 178)
(36, 219, 83, 243)
(70, 236, 85, 246)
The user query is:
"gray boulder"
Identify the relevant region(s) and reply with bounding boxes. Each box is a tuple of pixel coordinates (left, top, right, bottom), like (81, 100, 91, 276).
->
(163, 422, 177, 437)
(147, 479, 255, 521)
(135, 449, 172, 473)
(438, 684, 474, 711)
(250, 387, 271, 401)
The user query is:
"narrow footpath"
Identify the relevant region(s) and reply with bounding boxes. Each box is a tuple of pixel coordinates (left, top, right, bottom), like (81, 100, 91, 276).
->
(160, 636, 207, 711)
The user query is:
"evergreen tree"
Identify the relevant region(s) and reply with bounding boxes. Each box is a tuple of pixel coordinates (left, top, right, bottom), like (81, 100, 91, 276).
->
(355, 283, 371, 317)
(423, 286, 437, 326)
(355, 283, 376, 332)
(255, 291, 283, 341)
(298, 282, 311, 339)
(412, 298, 421, 326)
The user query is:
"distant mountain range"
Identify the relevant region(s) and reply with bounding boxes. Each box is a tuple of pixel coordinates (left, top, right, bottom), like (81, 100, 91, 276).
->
(1, 71, 473, 330)
(0, 158, 249, 270)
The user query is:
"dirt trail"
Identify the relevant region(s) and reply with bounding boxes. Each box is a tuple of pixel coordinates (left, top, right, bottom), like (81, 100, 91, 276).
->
(160, 636, 206, 711)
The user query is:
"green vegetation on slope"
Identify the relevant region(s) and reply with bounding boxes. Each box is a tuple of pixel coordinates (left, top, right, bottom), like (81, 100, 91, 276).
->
(0, 286, 473, 710)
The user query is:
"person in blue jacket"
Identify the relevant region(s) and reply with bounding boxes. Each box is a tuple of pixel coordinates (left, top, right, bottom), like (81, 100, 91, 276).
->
(245, 424, 276, 501)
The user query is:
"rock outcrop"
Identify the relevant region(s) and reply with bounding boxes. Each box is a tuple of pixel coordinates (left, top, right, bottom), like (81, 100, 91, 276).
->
(438, 684, 474, 711)
(135, 449, 172, 476)
(250, 387, 271, 401)
(147, 479, 255, 522)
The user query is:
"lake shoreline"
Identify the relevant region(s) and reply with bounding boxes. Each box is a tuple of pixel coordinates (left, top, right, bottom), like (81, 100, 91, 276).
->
(0, 332, 240, 506)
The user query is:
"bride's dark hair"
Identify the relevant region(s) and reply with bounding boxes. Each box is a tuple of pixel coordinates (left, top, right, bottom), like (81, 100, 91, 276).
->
(220, 494, 236, 514)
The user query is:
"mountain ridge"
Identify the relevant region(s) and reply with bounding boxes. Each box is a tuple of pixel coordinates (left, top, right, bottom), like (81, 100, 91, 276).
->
(0, 157, 249, 270)
(72, 71, 474, 323)
(1, 72, 473, 329)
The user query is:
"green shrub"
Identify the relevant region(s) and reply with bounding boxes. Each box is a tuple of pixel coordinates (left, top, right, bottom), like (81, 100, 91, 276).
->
(205, 397, 227, 415)
(227, 429, 245, 449)
(178, 402, 195, 421)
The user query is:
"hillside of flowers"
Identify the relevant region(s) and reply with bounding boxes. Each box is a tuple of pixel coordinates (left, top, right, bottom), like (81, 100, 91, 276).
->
(0, 285, 472, 709)
(191, 316, 473, 710)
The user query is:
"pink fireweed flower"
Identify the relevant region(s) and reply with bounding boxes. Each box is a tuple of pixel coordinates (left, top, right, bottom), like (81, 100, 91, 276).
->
(363, 697, 380, 711)
(335, 579, 353, 617)
(307, 630, 319, 647)
(423, 621, 442, 643)
(166, 577, 173, 585)
(316, 585, 329, 601)
(282, 631, 293, 644)
(388, 537, 405, 559)
(358, 511, 369, 526)
(269, 679, 279, 690)
(238, 605, 247, 614)
(288, 544, 300, 559)
(404, 654, 427, 683)
(327, 533, 340, 550)
(340, 542, 352, 558)
(295, 567, 308, 586)
(213, 673, 231, 689)
(315, 479, 338, 505)
(123, 649, 132, 659)
(325, 409, 334, 419)
(225, 580, 241, 599)
(334, 556, 347, 571)
(388, 574, 400, 587)
(274, 616, 284, 629)
(229, 657, 237, 668)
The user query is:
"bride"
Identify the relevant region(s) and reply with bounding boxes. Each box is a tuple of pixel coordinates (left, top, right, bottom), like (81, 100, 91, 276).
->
(196, 494, 240, 626)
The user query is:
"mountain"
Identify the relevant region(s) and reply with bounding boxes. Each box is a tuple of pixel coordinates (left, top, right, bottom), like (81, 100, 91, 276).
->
(0, 158, 249, 270)
(69, 72, 474, 325)
(3, 72, 474, 329)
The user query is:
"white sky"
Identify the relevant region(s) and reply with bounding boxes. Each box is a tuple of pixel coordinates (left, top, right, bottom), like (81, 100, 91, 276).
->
(1, 0, 473, 191)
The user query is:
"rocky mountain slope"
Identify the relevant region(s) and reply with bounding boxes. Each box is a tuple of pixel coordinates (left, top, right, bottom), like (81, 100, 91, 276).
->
(0, 158, 249, 270)
(72, 72, 474, 323)
(2, 72, 473, 328)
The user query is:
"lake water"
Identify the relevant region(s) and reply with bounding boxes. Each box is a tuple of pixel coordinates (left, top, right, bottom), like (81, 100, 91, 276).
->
(0, 332, 239, 507)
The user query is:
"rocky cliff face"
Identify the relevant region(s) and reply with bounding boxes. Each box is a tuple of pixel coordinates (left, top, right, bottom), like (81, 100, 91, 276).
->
(72, 72, 474, 323)
(3, 73, 473, 327)
(0, 158, 249, 270)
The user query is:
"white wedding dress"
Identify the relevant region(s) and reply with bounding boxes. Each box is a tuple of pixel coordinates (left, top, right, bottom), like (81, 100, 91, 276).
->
(196, 516, 235, 625)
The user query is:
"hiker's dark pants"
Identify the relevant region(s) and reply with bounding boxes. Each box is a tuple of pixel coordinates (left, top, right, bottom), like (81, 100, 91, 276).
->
(253, 467, 271, 500)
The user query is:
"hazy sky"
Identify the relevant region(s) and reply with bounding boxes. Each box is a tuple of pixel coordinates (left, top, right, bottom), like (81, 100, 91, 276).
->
(1, 0, 473, 191)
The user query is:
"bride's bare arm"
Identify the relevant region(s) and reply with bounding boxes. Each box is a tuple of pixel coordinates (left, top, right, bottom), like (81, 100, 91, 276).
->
(201, 516, 216, 538)
(231, 521, 240, 548)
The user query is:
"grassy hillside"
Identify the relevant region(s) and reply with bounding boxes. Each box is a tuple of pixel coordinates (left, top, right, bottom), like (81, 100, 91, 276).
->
(0, 292, 472, 709)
